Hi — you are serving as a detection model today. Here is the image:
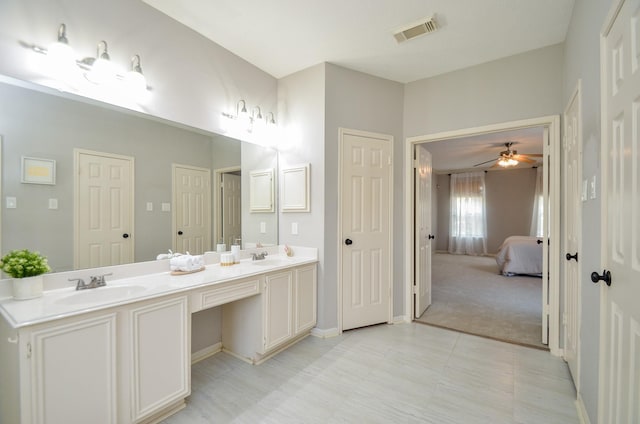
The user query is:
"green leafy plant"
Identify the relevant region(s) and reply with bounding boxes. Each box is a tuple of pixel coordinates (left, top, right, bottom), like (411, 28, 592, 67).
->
(0, 249, 51, 279)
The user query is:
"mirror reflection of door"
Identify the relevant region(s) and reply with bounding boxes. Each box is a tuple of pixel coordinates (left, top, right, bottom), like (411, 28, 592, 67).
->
(221, 171, 241, 248)
(75, 149, 134, 269)
(172, 164, 211, 255)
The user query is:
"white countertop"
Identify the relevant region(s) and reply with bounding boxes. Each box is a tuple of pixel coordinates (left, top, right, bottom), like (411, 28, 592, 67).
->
(0, 254, 317, 329)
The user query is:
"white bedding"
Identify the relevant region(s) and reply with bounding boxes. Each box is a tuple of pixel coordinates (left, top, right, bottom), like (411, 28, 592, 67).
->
(495, 236, 543, 276)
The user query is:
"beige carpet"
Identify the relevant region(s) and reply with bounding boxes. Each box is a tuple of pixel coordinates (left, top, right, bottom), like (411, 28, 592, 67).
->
(416, 253, 548, 350)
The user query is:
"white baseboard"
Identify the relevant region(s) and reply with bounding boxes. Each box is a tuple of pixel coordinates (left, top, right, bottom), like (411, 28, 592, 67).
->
(310, 327, 340, 338)
(191, 342, 222, 364)
(575, 394, 591, 424)
(393, 315, 410, 324)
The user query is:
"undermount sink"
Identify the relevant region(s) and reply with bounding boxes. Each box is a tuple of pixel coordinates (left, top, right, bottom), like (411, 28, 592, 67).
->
(54, 285, 148, 305)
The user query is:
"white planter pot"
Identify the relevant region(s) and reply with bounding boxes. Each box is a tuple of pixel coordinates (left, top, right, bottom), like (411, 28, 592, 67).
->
(12, 275, 44, 300)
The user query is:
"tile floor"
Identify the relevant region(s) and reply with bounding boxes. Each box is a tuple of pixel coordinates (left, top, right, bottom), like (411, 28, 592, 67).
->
(163, 323, 579, 424)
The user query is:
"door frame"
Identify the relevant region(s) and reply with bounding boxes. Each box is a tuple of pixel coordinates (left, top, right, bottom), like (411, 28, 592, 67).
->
(404, 115, 562, 355)
(213, 166, 241, 247)
(562, 79, 583, 389)
(337, 127, 394, 333)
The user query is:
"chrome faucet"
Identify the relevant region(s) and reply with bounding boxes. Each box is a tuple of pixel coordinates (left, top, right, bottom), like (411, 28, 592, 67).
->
(69, 273, 112, 290)
(251, 251, 269, 261)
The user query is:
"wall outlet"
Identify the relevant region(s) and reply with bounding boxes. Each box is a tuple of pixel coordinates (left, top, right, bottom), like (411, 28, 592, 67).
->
(48, 198, 58, 210)
(260, 222, 266, 233)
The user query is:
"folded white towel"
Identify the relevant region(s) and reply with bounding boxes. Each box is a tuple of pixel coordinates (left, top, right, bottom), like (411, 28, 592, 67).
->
(170, 254, 204, 272)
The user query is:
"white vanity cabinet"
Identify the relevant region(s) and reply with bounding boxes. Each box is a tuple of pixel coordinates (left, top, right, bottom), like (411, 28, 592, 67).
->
(1, 311, 119, 424)
(0, 294, 190, 424)
(120, 295, 190, 424)
(222, 263, 317, 363)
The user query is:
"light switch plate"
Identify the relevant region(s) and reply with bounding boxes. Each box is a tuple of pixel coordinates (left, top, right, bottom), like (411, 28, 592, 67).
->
(291, 222, 298, 235)
(260, 222, 266, 233)
(146, 202, 153, 212)
(48, 198, 58, 210)
(589, 175, 597, 200)
(161, 202, 171, 212)
(6, 197, 16, 209)
(581, 179, 588, 202)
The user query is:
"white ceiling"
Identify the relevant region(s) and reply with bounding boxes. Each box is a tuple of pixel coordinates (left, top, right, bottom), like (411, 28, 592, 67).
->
(421, 127, 544, 173)
(142, 0, 575, 83)
(141, 0, 569, 170)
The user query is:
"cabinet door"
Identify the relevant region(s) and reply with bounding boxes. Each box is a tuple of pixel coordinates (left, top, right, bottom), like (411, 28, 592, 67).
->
(294, 264, 317, 335)
(27, 313, 117, 424)
(263, 271, 293, 352)
(129, 296, 190, 422)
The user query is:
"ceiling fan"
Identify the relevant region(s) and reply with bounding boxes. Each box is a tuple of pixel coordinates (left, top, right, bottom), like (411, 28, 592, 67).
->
(473, 142, 542, 168)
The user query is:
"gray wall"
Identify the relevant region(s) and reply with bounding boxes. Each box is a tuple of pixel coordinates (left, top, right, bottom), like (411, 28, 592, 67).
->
(434, 168, 537, 254)
(324, 64, 405, 323)
(562, 0, 613, 421)
(404, 44, 564, 138)
(277, 64, 327, 326)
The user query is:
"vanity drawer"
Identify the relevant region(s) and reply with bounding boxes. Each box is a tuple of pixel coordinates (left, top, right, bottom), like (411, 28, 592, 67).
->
(191, 277, 262, 312)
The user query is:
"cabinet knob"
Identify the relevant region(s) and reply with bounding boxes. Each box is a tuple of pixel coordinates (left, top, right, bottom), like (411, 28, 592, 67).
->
(345, 238, 353, 246)
(590, 270, 612, 286)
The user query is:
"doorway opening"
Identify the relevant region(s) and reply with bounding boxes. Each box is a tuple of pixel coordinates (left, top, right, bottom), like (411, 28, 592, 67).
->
(404, 115, 561, 355)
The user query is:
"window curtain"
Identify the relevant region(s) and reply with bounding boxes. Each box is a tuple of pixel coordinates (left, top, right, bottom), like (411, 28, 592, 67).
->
(448, 171, 487, 255)
(530, 166, 544, 237)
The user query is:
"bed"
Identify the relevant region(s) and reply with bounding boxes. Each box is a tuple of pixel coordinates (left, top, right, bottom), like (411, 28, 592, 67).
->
(495, 236, 543, 276)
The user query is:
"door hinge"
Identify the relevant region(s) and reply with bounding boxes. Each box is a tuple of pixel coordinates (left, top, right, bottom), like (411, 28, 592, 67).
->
(413, 158, 419, 169)
(543, 304, 550, 316)
(412, 284, 417, 294)
(26, 342, 32, 359)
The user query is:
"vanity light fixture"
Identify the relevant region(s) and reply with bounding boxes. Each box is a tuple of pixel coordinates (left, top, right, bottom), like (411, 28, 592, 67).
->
(123, 54, 147, 94)
(25, 24, 150, 101)
(85, 41, 118, 85)
(46, 24, 76, 72)
(251, 106, 265, 133)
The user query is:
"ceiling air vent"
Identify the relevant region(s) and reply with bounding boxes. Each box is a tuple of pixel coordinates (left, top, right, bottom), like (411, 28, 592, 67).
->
(393, 16, 438, 43)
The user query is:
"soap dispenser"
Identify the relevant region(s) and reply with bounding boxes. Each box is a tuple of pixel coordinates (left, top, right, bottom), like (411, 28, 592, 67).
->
(231, 238, 241, 264)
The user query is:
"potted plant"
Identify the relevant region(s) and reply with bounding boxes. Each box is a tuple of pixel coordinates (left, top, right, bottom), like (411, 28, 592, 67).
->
(0, 249, 51, 300)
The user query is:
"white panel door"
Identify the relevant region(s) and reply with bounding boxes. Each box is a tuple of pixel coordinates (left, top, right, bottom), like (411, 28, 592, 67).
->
(600, 1, 640, 422)
(414, 144, 432, 318)
(221, 172, 241, 247)
(341, 129, 392, 331)
(76, 150, 134, 269)
(173, 164, 211, 255)
(563, 82, 582, 387)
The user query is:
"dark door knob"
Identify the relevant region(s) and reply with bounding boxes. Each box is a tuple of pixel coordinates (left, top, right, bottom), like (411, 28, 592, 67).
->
(345, 238, 353, 246)
(177, 231, 183, 235)
(428, 234, 435, 240)
(591, 270, 612, 286)
(122, 233, 129, 239)
(566, 252, 578, 262)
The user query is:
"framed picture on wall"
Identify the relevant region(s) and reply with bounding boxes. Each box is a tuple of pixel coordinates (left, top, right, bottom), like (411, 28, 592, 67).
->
(21, 156, 56, 185)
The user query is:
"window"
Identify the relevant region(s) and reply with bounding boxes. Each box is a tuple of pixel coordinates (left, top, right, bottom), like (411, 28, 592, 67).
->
(449, 171, 487, 255)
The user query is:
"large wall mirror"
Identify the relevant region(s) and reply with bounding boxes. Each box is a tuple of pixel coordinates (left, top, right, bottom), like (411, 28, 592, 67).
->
(0, 79, 278, 272)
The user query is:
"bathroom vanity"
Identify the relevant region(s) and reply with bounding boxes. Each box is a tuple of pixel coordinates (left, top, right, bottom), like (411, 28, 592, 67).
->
(0, 247, 317, 424)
